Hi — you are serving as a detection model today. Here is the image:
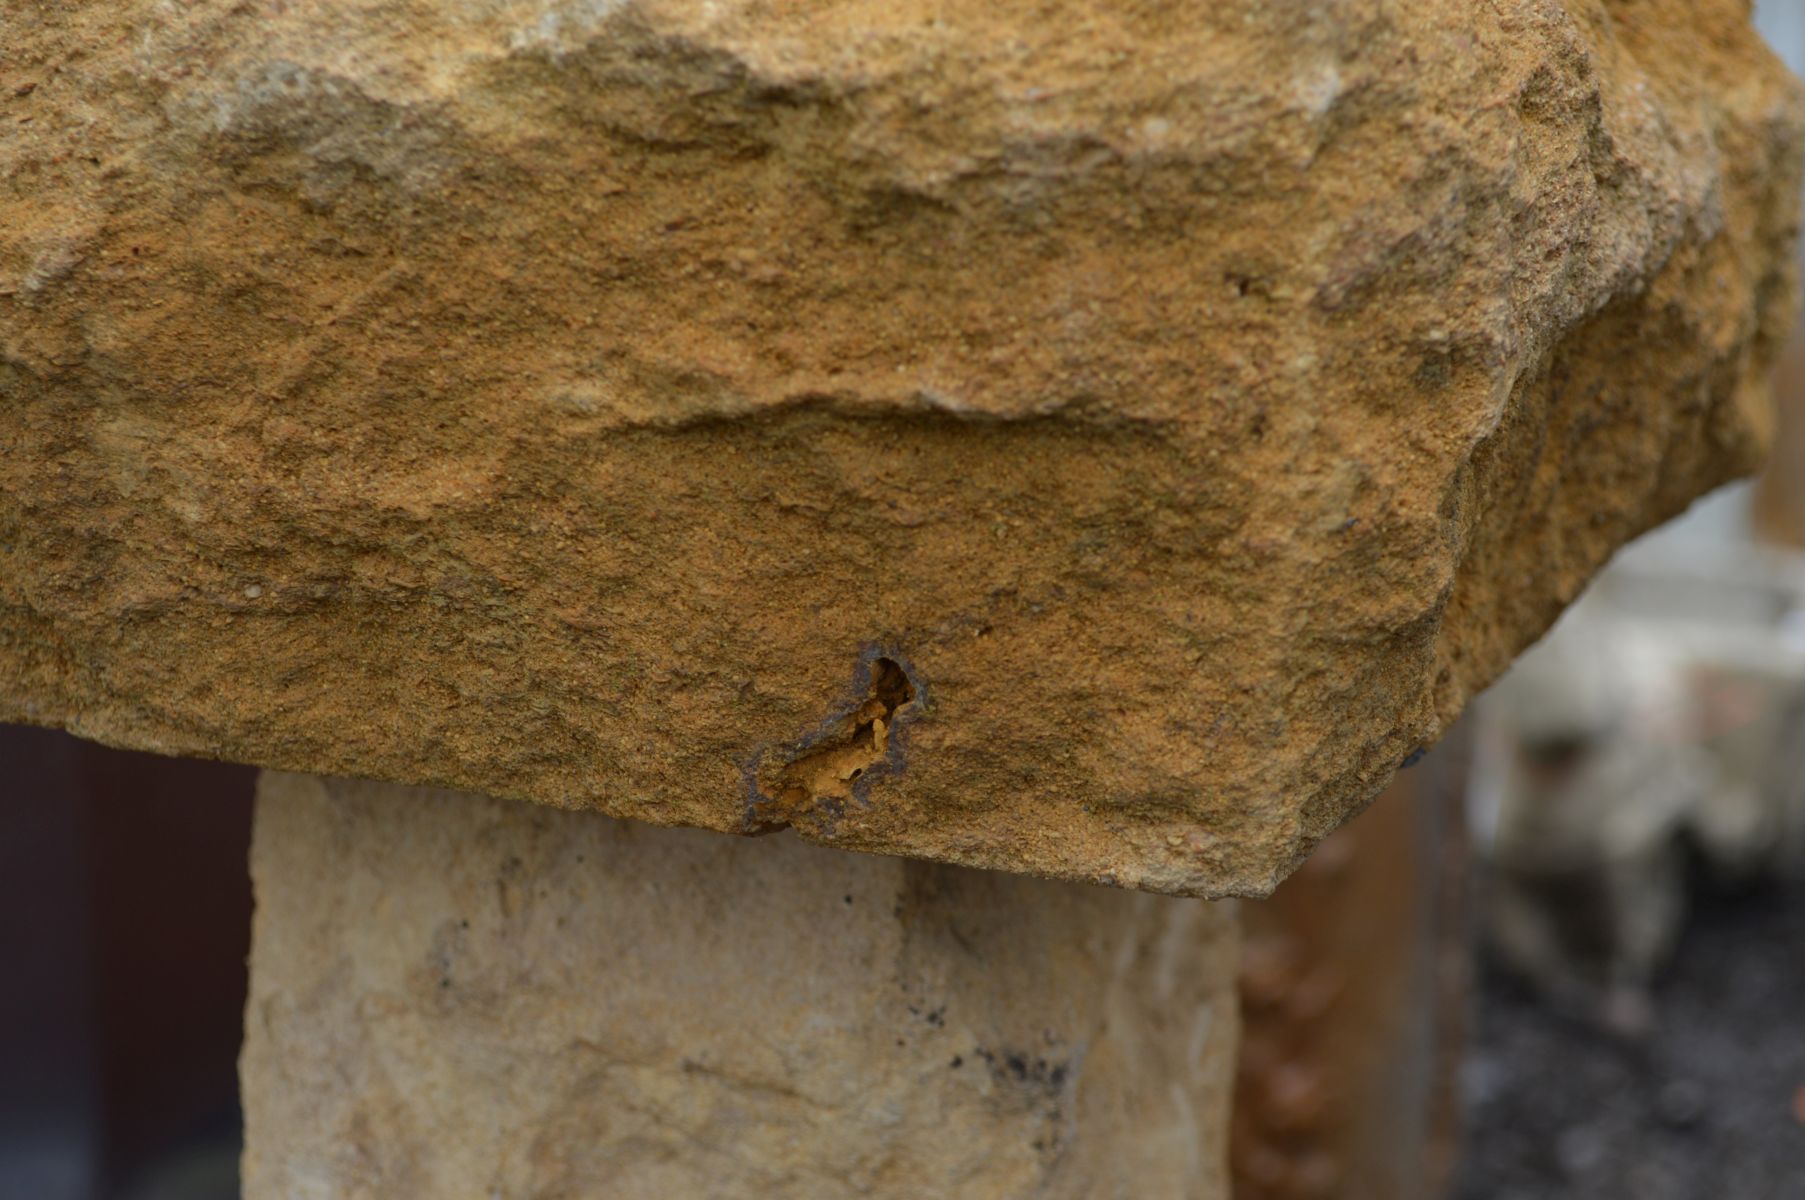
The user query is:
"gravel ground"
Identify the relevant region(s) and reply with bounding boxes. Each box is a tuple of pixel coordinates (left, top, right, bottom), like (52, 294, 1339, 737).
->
(1454, 877, 1805, 1200)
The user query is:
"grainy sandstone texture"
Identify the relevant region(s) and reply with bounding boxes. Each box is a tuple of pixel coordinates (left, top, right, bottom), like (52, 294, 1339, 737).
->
(241, 771, 1239, 1199)
(3, 0, 1802, 894)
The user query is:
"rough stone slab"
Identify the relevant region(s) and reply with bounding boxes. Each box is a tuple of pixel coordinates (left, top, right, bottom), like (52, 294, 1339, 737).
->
(2, 1, 1802, 894)
(240, 771, 1239, 1199)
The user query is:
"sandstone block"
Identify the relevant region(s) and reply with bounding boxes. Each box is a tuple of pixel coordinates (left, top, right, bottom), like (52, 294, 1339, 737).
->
(3, 0, 1801, 893)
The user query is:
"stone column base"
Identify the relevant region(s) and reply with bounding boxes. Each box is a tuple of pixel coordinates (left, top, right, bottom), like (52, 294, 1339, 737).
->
(241, 773, 1238, 1199)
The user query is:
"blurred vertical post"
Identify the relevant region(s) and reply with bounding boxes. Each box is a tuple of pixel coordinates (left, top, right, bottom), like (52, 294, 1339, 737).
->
(1754, 272, 1805, 545)
(1232, 726, 1472, 1200)
(1754, 3, 1805, 547)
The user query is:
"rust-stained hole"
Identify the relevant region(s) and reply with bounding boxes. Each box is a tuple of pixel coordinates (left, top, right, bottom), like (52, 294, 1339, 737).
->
(749, 656, 917, 830)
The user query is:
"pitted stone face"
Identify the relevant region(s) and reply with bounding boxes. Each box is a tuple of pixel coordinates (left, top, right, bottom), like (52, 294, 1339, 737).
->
(747, 652, 921, 833)
(1, 0, 1801, 895)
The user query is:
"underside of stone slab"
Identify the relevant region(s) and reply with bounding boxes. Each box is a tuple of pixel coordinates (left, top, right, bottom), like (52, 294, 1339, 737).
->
(3, 0, 1802, 895)
(240, 772, 1238, 1199)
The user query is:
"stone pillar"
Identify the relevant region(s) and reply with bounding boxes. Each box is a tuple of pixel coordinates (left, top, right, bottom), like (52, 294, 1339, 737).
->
(241, 773, 1239, 1199)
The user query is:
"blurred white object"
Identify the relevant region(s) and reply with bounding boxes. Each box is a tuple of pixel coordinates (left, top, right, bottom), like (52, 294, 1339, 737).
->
(1472, 484, 1805, 1029)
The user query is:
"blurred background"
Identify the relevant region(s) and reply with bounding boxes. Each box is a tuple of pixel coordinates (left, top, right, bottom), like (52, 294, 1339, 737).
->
(7, 6, 1805, 1200)
(0, 733, 251, 1200)
(1444, 7, 1805, 1197)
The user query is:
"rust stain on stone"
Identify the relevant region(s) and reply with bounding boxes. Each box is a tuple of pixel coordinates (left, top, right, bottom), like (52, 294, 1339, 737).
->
(747, 652, 920, 833)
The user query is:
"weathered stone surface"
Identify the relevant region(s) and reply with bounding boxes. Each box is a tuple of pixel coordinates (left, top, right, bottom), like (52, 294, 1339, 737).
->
(2, 1, 1801, 894)
(241, 772, 1238, 1199)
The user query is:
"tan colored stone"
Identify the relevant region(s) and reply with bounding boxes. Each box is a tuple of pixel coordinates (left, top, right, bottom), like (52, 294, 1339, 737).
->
(3, 0, 1801, 894)
(240, 771, 1239, 1199)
